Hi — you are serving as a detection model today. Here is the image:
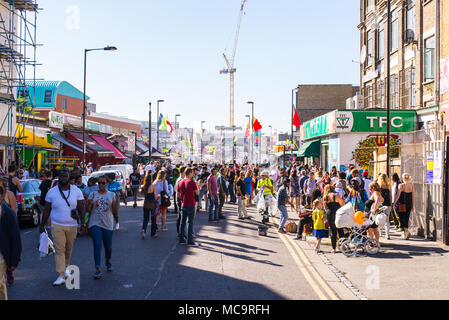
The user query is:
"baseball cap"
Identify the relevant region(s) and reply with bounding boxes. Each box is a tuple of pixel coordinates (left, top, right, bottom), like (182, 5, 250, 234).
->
(362, 170, 369, 177)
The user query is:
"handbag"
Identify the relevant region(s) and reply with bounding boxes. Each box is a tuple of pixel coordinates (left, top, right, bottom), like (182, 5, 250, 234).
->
(161, 191, 171, 207)
(144, 199, 156, 211)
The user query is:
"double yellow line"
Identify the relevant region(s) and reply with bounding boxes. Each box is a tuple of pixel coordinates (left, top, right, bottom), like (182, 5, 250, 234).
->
(274, 218, 339, 300)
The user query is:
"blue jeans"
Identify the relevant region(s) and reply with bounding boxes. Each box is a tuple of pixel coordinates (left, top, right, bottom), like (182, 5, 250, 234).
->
(142, 208, 157, 236)
(198, 187, 208, 210)
(180, 206, 195, 243)
(279, 205, 288, 230)
(208, 194, 219, 220)
(229, 182, 236, 203)
(89, 226, 113, 269)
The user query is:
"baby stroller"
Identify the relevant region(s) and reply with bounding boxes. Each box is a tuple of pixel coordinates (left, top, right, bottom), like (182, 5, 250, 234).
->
(335, 202, 380, 257)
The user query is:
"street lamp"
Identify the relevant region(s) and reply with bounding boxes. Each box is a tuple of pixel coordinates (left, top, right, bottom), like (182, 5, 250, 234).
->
(82, 46, 117, 172)
(157, 99, 165, 151)
(245, 115, 251, 163)
(201, 121, 206, 163)
(247, 101, 254, 164)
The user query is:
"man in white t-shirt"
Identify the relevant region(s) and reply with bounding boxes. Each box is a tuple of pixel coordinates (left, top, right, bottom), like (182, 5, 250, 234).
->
(362, 170, 373, 198)
(40, 170, 85, 286)
(145, 161, 156, 174)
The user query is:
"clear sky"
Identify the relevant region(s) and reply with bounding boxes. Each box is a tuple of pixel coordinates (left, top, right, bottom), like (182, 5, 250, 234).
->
(36, 0, 360, 135)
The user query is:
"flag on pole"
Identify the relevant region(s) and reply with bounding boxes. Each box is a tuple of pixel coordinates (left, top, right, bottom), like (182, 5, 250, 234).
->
(245, 124, 250, 139)
(233, 136, 237, 144)
(293, 108, 301, 129)
(253, 118, 262, 132)
(166, 119, 173, 133)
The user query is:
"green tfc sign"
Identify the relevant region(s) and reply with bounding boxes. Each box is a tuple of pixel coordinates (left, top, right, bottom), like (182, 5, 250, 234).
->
(304, 114, 328, 140)
(336, 111, 416, 133)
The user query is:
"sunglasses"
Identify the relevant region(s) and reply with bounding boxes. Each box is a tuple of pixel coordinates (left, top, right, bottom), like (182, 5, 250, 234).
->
(98, 181, 107, 185)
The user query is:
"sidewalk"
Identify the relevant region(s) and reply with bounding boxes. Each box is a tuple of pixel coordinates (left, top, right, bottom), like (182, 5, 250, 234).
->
(274, 205, 449, 300)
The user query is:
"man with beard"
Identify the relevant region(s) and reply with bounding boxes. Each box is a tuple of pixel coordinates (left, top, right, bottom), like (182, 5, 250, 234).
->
(40, 170, 85, 286)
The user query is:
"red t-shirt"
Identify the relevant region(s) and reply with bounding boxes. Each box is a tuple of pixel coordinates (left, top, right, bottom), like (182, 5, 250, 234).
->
(178, 178, 198, 207)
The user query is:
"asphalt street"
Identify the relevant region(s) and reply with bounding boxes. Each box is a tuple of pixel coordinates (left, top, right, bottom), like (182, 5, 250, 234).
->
(7, 198, 336, 300)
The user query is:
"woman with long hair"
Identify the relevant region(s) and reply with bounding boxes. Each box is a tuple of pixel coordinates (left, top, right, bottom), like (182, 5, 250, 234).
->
(377, 173, 392, 239)
(141, 171, 159, 239)
(391, 172, 402, 229)
(323, 185, 345, 253)
(154, 170, 170, 231)
(394, 173, 414, 240)
(368, 182, 383, 244)
(244, 170, 254, 206)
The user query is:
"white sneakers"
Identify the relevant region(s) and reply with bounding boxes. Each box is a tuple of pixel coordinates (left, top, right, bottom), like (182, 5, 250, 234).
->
(53, 276, 66, 286)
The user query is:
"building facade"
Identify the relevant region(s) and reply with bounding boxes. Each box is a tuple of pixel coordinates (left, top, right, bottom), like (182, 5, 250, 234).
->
(359, 0, 440, 126)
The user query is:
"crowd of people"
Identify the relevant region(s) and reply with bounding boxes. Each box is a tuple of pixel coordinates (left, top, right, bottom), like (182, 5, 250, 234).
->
(0, 159, 416, 299)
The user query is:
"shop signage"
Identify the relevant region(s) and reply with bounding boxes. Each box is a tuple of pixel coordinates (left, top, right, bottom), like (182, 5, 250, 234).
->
(86, 120, 101, 132)
(64, 114, 83, 128)
(128, 136, 135, 152)
(433, 151, 442, 184)
(304, 113, 328, 140)
(336, 111, 415, 133)
(426, 155, 434, 184)
(49, 112, 64, 129)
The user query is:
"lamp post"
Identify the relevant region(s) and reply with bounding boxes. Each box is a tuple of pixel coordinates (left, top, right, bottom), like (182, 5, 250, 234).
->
(201, 121, 206, 163)
(245, 115, 250, 163)
(148, 102, 152, 164)
(247, 101, 254, 164)
(386, 0, 391, 177)
(156, 99, 164, 151)
(82, 46, 117, 172)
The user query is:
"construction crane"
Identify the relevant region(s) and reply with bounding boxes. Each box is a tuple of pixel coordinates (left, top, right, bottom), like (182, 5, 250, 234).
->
(220, 0, 247, 127)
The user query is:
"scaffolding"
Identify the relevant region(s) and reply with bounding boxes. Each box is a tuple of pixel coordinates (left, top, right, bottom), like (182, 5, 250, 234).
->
(0, 0, 40, 168)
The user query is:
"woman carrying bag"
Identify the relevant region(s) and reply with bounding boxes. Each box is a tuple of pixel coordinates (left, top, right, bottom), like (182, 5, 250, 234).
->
(394, 173, 414, 240)
(141, 171, 159, 239)
(154, 171, 170, 231)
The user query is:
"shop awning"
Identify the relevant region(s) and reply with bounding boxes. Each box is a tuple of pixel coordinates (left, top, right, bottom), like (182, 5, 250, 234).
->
(66, 131, 114, 156)
(298, 139, 320, 157)
(52, 133, 83, 153)
(15, 125, 58, 150)
(136, 142, 149, 153)
(90, 135, 126, 159)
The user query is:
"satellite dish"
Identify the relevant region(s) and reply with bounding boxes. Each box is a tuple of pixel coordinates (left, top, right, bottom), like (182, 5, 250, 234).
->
(360, 45, 367, 63)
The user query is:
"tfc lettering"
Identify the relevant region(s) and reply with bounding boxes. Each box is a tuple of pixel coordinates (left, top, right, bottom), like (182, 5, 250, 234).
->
(222, 304, 270, 315)
(366, 116, 403, 129)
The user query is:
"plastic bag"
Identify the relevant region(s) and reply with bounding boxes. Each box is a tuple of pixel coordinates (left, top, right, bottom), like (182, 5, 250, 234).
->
(257, 193, 266, 214)
(268, 194, 279, 217)
(38, 231, 55, 258)
(375, 213, 387, 226)
(335, 202, 356, 228)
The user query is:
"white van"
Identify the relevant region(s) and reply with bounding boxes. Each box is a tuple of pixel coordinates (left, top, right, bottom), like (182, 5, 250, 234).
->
(99, 164, 134, 195)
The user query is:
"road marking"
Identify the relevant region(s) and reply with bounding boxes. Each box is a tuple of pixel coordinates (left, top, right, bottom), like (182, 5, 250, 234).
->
(274, 217, 339, 300)
(278, 233, 328, 300)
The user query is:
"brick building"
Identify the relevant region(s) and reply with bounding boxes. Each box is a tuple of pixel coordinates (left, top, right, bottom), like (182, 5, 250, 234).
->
(295, 84, 359, 124)
(440, 1, 449, 126)
(359, 0, 440, 127)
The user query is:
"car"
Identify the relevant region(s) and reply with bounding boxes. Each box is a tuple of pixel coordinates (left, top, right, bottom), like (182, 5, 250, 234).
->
(90, 170, 126, 192)
(99, 164, 133, 195)
(17, 179, 42, 228)
(51, 176, 89, 189)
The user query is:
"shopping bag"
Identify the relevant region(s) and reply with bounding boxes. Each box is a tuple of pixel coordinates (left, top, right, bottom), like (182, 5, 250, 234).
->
(257, 192, 266, 214)
(38, 230, 55, 258)
(335, 202, 356, 228)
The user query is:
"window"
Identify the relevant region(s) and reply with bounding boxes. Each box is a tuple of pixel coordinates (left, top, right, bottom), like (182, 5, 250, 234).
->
(44, 90, 52, 103)
(424, 36, 435, 81)
(365, 0, 374, 15)
(367, 30, 373, 66)
(377, 21, 384, 60)
(391, 10, 399, 52)
(377, 80, 385, 108)
(62, 98, 67, 111)
(391, 76, 399, 109)
(406, 68, 416, 107)
(406, 0, 416, 32)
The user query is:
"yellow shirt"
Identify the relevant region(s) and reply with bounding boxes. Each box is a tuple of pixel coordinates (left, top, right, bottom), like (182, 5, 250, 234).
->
(257, 178, 274, 195)
(312, 209, 325, 230)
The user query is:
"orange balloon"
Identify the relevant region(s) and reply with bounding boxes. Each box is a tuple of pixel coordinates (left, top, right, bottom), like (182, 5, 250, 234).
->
(354, 211, 365, 225)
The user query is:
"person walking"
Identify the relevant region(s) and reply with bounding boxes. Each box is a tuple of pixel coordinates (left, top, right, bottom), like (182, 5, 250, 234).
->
(141, 171, 159, 239)
(154, 170, 170, 231)
(86, 176, 118, 279)
(178, 168, 199, 246)
(277, 178, 290, 233)
(129, 167, 142, 209)
(323, 185, 345, 254)
(244, 170, 254, 206)
(303, 171, 317, 207)
(175, 167, 186, 234)
(0, 180, 22, 300)
(367, 182, 383, 243)
(236, 172, 249, 220)
(7, 165, 22, 197)
(394, 173, 414, 240)
(217, 168, 227, 219)
(39, 170, 85, 286)
(256, 170, 275, 224)
(207, 168, 219, 222)
(362, 170, 373, 198)
(105, 173, 121, 231)
(391, 173, 402, 229)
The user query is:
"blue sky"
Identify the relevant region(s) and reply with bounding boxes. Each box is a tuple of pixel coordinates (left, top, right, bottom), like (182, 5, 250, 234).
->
(36, 0, 360, 134)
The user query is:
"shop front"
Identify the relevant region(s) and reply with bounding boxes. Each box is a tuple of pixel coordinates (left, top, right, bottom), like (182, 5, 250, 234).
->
(300, 110, 417, 174)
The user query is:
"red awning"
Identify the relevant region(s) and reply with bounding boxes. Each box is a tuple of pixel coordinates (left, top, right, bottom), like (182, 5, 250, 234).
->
(65, 131, 114, 157)
(90, 135, 126, 159)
